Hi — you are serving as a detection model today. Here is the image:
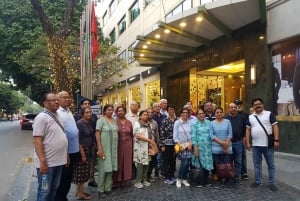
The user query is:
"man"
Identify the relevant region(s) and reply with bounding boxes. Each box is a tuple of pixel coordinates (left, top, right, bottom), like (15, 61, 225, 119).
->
(160, 99, 168, 117)
(112, 102, 121, 119)
(33, 92, 68, 201)
(76, 98, 98, 187)
(225, 103, 247, 186)
(183, 104, 197, 125)
(152, 102, 167, 178)
(246, 98, 280, 191)
(55, 91, 80, 201)
(125, 101, 139, 126)
(234, 98, 250, 180)
(204, 101, 216, 121)
(146, 107, 160, 181)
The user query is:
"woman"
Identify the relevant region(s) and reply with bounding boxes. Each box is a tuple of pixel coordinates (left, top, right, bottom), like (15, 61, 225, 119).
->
(133, 110, 155, 189)
(191, 108, 214, 187)
(210, 106, 233, 187)
(96, 104, 118, 198)
(173, 108, 193, 188)
(73, 107, 93, 200)
(160, 105, 177, 185)
(114, 106, 133, 187)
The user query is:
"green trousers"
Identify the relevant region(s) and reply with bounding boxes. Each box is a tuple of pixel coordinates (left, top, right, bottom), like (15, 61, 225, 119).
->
(97, 171, 112, 193)
(135, 163, 149, 183)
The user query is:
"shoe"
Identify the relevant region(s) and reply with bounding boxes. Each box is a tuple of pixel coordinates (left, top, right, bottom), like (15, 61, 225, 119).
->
(164, 179, 175, 185)
(77, 193, 92, 200)
(134, 182, 144, 189)
(142, 181, 151, 187)
(241, 174, 250, 180)
(88, 181, 98, 187)
(152, 175, 159, 180)
(148, 177, 156, 182)
(250, 182, 263, 188)
(212, 174, 218, 181)
(269, 184, 278, 191)
(176, 179, 182, 187)
(196, 184, 203, 188)
(98, 192, 106, 198)
(214, 181, 224, 188)
(205, 183, 212, 187)
(171, 177, 177, 182)
(182, 180, 190, 187)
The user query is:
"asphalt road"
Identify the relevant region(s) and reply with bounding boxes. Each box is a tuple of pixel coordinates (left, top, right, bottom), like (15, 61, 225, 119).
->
(0, 121, 33, 201)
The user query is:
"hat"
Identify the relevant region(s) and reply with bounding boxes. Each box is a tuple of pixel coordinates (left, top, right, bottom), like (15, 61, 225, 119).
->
(234, 98, 242, 105)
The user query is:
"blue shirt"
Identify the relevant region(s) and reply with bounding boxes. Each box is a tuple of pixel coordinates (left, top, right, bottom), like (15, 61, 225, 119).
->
(210, 119, 233, 154)
(57, 107, 79, 153)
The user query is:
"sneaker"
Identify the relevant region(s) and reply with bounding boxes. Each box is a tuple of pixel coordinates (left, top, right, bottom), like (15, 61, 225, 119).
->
(148, 177, 156, 182)
(176, 179, 182, 187)
(241, 174, 250, 180)
(134, 182, 144, 189)
(142, 181, 151, 187)
(98, 192, 106, 198)
(250, 182, 263, 188)
(171, 177, 177, 182)
(214, 181, 224, 188)
(205, 183, 212, 187)
(152, 175, 159, 180)
(269, 184, 278, 192)
(182, 180, 190, 187)
(164, 179, 175, 185)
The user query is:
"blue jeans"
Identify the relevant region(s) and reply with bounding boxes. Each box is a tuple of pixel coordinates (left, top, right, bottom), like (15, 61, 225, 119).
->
(177, 158, 190, 179)
(232, 141, 243, 179)
(241, 143, 248, 175)
(252, 146, 276, 184)
(36, 166, 63, 201)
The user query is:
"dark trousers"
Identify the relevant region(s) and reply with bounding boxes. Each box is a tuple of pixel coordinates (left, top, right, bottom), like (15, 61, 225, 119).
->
(161, 145, 176, 179)
(55, 152, 79, 201)
(147, 154, 158, 178)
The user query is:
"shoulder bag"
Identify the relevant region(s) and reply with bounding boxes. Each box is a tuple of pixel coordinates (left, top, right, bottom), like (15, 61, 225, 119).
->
(253, 115, 274, 148)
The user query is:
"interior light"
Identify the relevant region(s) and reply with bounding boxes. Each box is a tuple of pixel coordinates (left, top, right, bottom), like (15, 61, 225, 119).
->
(250, 64, 256, 85)
(140, 53, 144, 57)
(142, 45, 148, 49)
(147, 41, 151, 45)
(259, 35, 264, 40)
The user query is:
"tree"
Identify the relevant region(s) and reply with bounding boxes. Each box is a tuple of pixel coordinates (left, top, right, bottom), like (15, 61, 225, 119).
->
(30, 0, 86, 101)
(0, 83, 24, 115)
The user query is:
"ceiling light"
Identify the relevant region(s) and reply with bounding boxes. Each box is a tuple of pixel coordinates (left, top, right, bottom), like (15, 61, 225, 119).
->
(180, 22, 186, 27)
(259, 35, 264, 40)
(155, 34, 161, 39)
(147, 41, 151, 45)
(196, 16, 203, 22)
(164, 29, 170, 34)
(142, 45, 148, 49)
(140, 53, 144, 57)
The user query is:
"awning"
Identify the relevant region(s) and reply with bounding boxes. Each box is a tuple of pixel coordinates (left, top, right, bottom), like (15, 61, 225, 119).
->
(133, 0, 266, 67)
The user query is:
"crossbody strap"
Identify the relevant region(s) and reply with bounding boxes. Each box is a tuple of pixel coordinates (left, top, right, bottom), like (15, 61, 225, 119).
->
(253, 115, 268, 137)
(44, 111, 65, 133)
(180, 122, 189, 141)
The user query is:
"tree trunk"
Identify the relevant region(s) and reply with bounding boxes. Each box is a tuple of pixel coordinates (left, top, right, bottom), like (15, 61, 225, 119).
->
(48, 35, 74, 101)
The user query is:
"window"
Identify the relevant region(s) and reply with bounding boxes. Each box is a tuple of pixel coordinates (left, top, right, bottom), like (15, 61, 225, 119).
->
(118, 16, 126, 35)
(130, 1, 140, 23)
(103, 11, 108, 26)
(118, 50, 127, 63)
(109, 29, 115, 44)
(166, 0, 192, 18)
(128, 43, 136, 63)
(110, 0, 116, 16)
(145, 0, 152, 7)
(200, 0, 214, 5)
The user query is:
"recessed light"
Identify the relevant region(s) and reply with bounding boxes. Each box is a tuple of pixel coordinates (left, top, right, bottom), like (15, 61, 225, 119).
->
(142, 45, 148, 49)
(259, 35, 264, 40)
(140, 53, 144, 57)
(147, 41, 151, 45)
(196, 16, 203, 22)
(164, 29, 170, 34)
(180, 22, 186, 27)
(155, 34, 161, 39)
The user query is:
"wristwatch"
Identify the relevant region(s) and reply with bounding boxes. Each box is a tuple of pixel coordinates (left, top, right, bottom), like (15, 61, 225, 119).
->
(274, 140, 279, 142)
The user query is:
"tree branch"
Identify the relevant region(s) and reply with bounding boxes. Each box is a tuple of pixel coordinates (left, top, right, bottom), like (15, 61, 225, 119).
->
(30, 0, 54, 36)
(59, 0, 76, 37)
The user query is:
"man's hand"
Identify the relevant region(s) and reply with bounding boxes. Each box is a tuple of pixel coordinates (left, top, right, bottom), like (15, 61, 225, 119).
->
(39, 161, 48, 174)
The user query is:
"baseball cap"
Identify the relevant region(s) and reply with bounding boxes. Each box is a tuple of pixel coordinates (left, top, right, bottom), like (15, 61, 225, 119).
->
(234, 98, 242, 105)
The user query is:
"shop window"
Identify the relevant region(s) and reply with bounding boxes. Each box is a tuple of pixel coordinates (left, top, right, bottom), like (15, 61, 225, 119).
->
(145, 80, 160, 108)
(130, 86, 141, 106)
(130, 1, 140, 23)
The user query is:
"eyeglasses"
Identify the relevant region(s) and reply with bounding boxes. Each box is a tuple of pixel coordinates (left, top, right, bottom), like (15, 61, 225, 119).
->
(198, 113, 205, 115)
(182, 111, 189, 114)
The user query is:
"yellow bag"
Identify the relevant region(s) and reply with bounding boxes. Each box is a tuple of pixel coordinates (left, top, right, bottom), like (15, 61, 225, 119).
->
(174, 143, 180, 154)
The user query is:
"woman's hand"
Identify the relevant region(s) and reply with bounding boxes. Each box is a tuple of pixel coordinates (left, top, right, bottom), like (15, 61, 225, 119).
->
(97, 149, 106, 160)
(194, 148, 199, 157)
(187, 142, 193, 151)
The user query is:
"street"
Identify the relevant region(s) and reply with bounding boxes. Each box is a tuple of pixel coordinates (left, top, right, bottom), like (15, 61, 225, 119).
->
(0, 121, 33, 201)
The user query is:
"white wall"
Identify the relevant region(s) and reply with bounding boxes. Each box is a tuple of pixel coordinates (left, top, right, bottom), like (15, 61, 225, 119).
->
(267, 0, 300, 44)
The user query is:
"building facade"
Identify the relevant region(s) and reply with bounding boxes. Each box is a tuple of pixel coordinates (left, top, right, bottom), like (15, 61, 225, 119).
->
(94, 0, 300, 154)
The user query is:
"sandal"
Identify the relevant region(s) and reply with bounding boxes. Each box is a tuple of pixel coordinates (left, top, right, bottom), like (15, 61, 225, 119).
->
(83, 192, 91, 197)
(77, 193, 92, 200)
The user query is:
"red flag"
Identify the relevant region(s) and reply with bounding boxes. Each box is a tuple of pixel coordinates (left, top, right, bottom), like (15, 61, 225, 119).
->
(91, 1, 98, 61)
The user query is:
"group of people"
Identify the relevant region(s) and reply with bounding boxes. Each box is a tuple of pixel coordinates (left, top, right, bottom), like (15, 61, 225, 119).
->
(32, 93, 280, 201)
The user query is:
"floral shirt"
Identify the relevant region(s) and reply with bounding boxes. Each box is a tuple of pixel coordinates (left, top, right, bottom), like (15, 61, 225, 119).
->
(133, 121, 151, 165)
(159, 118, 177, 147)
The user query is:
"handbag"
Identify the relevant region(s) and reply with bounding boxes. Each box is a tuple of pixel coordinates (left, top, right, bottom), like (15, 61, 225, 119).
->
(148, 141, 159, 156)
(216, 154, 236, 179)
(189, 157, 205, 186)
(253, 115, 274, 147)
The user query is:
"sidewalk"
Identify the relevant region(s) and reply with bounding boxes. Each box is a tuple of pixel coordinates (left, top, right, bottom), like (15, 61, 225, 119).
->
(9, 151, 300, 201)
